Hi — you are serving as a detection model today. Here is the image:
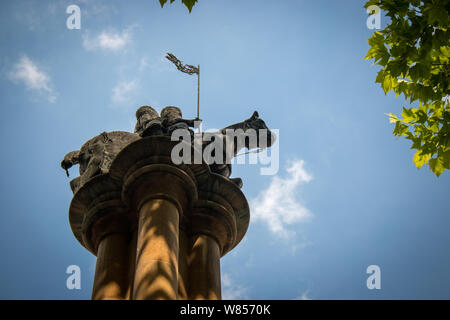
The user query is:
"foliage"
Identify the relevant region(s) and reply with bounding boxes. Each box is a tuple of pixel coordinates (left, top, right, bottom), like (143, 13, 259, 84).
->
(159, 0, 198, 13)
(364, 0, 449, 176)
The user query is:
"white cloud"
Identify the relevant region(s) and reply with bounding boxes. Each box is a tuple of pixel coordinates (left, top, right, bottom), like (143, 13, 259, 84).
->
(8, 56, 56, 102)
(112, 79, 138, 105)
(291, 240, 313, 256)
(110, 54, 165, 108)
(222, 273, 250, 300)
(138, 57, 149, 73)
(294, 290, 312, 300)
(250, 160, 313, 238)
(83, 27, 132, 52)
(77, 0, 118, 17)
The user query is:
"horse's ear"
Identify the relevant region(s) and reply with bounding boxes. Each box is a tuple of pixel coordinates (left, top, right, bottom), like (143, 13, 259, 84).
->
(251, 111, 259, 120)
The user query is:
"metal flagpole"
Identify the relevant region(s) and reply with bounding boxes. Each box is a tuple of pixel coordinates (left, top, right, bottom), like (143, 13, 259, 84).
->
(197, 64, 200, 118)
(197, 64, 200, 133)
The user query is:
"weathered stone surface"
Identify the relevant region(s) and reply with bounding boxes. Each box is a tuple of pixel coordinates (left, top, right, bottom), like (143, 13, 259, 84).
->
(135, 105, 163, 137)
(188, 234, 221, 299)
(160, 106, 198, 136)
(134, 105, 198, 138)
(192, 172, 250, 256)
(62, 131, 140, 193)
(201, 110, 276, 181)
(69, 173, 134, 300)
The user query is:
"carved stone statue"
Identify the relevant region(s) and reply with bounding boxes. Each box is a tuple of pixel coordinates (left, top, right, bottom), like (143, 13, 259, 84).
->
(61, 131, 139, 193)
(160, 106, 199, 137)
(134, 105, 163, 137)
(62, 106, 274, 192)
(135, 105, 199, 138)
(201, 111, 276, 187)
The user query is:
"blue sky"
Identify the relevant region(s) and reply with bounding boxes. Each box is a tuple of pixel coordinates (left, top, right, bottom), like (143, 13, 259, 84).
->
(0, 0, 449, 299)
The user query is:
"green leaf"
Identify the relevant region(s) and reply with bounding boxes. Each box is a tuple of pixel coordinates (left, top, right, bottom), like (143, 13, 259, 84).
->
(429, 157, 445, 176)
(159, 0, 197, 12)
(182, 0, 198, 12)
(427, 6, 448, 25)
(382, 74, 393, 94)
(413, 150, 431, 169)
(401, 107, 417, 123)
(442, 150, 450, 168)
(393, 121, 409, 136)
(387, 112, 399, 123)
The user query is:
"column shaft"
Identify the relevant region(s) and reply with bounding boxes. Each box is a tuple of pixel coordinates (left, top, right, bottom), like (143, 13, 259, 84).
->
(188, 234, 221, 299)
(177, 229, 189, 299)
(132, 198, 179, 300)
(92, 232, 130, 300)
(127, 230, 138, 298)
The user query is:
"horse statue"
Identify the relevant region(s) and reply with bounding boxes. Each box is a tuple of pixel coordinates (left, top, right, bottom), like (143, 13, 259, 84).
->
(200, 111, 276, 187)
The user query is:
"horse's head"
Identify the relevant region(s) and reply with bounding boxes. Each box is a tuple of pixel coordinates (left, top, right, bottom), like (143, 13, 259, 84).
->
(244, 111, 276, 149)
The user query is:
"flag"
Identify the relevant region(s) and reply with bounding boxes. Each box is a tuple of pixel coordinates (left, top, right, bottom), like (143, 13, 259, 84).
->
(166, 52, 199, 75)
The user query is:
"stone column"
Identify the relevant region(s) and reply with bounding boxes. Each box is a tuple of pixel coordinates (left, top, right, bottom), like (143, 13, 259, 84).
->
(92, 230, 131, 300)
(188, 233, 222, 299)
(124, 165, 197, 299)
(132, 196, 179, 299)
(177, 228, 190, 299)
(185, 174, 249, 300)
(187, 174, 249, 300)
(188, 200, 235, 300)
(126, 229, 138, 297)
(69, 174, 133, 300)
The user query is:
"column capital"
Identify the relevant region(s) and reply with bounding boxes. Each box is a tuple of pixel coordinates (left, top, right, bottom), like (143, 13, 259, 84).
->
(109, 136, 209, 219)
(122, 163, 197, 216)
(69, 174, 132, 255)
(189, 173, 250, 256)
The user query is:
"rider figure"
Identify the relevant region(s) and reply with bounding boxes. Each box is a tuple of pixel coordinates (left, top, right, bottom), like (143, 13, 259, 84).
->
(134, 105, 163, 137)
(160, 106, 200, 136)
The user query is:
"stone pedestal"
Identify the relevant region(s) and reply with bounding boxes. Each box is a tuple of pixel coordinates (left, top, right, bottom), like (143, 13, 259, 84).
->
(68, 136, 249, 300)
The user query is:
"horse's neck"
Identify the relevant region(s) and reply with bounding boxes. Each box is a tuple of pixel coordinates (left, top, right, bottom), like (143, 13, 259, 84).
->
(221, 121, 249, 133)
